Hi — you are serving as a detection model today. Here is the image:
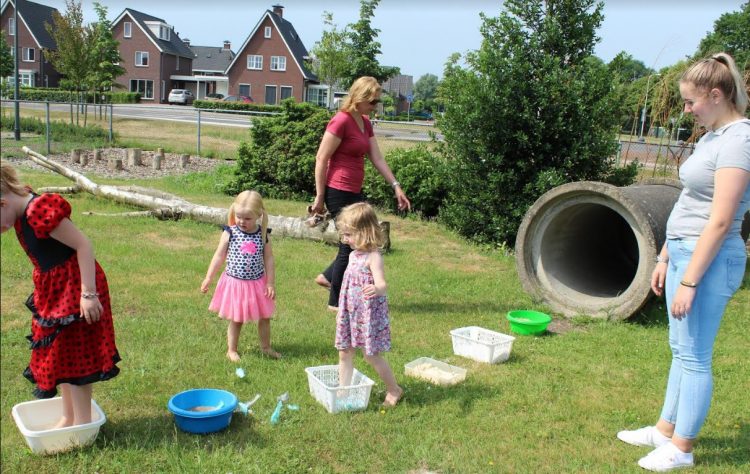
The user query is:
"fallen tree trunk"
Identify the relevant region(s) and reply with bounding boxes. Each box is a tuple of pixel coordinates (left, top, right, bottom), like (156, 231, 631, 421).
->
(22, 147, 340, 245)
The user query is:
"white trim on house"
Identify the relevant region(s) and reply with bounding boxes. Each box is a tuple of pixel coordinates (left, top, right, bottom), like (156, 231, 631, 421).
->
(111, 10, 164, 54)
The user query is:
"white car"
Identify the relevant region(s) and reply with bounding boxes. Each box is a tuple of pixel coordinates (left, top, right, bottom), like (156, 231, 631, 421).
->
(168, 89, 194, 105)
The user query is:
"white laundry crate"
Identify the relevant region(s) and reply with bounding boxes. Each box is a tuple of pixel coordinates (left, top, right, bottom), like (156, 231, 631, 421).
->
(305, 365, 375, 414)
(11, 397, 106, 455)
(404, 357, 467, 386)
(450, 326, 515, 363)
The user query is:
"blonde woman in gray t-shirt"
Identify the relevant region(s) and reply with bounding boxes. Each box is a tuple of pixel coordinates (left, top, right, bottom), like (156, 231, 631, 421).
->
(617, 53, 750, 472)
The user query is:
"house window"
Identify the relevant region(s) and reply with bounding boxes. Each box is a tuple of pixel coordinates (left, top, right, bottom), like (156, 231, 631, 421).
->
(8, 17, 15, 35)
(135, 51, 149, 67)
(247, 55, 262, 70)
(265, 85, 277, 105)
(175, 56, 180, 71)
(239, 84, 250, 97)
(264, 26, 272, 38)
(270, 56, 286, 71)
(124, 21, 132, 38)
(130, 79, 154, 99)
(280, 86, 292, 100)
(306, 87, 328, 107)
(22, 48, 35, 62)
(19, 71, 34, 87)
(159, 25, 170, 41)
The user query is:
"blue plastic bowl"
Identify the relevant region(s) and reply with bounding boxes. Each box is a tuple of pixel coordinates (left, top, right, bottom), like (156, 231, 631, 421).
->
(167, 389, 238, 434)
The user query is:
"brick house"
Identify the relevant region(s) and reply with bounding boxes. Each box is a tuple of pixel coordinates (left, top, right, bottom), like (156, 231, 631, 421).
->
(1, 0, 61, 88)
(224, 4, 318, 105)
(110, 8, 194, 103)
(181, 39, 235, 99)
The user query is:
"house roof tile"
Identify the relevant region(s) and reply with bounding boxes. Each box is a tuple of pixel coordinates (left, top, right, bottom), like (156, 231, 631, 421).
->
(190, 45, 235, 73)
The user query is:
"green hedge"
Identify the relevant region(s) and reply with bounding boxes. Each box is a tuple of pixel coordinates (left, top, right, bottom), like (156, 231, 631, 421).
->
(193, 100, 282, 113)
(0, 112, 111, 142)
(13, 87, 140, 103)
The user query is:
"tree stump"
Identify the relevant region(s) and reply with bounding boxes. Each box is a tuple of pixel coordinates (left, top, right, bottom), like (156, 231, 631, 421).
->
(379, 221, 391, 252)
(157, 147, 164, 155)
(179, 154, 190, 168)
(127, 148, 142, 167)
(80, 153, 89, 166)
(152, 153, 162, 170)
(71, 149, 82, 164)
(94, 149, 102, 162)
(108, 158, 123, 170)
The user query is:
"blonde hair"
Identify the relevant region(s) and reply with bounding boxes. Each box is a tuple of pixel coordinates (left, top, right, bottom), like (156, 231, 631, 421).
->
(681, 52, 749, 115)
(1, 160, 31, 196)
(228, 190, 268, 242)
(336, 202, 383, 252)
(341, 76, 381, 113)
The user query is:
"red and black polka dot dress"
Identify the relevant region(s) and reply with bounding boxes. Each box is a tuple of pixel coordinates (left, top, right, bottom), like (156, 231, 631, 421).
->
(13, 193, 120, 398)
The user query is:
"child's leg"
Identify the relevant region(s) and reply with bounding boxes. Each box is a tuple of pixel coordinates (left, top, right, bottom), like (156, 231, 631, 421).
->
(227, 321, 242, 362)
(53, 383, 74, 429)
(257, 319, 281, 359)
(338, 348, 355, 387)
(364, 353, 403, 407)
(69, 384, 93, 425)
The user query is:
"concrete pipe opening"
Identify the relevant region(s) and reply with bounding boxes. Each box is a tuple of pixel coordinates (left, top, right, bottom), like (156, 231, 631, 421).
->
(515, 180, 683, 320)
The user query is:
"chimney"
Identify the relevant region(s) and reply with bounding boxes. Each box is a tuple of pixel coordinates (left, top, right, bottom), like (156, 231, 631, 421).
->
(272, 4, 284, 17)
(223, 40, 231, 51)
(183, 38, 190, 46)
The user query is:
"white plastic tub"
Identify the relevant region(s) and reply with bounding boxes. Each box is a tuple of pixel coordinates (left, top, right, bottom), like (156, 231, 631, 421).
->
(11, 397, 106, 455)
(305, 365, 375, 414)
(450, 326, 515, 363)
(404, 357, 467, 386)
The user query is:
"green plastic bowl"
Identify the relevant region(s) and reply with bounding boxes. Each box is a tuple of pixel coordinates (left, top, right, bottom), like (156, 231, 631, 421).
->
(507, 310, 552, 335)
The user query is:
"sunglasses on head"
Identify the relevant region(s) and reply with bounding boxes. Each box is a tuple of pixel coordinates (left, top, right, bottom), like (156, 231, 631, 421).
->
(369, 99, 381, 105)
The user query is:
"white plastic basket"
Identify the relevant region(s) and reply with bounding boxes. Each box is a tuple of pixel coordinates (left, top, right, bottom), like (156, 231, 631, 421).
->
(450, 326, 515, 363)
(404, 357, 467, 386)
(305, 365, 375, 414)
(11, 397, 106, 455)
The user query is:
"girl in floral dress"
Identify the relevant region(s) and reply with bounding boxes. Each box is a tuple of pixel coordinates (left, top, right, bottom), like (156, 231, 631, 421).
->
(334, 202, 402, 407)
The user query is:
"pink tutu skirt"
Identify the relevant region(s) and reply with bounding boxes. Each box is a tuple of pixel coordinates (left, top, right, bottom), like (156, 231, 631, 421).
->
(209, 273, 275, 322)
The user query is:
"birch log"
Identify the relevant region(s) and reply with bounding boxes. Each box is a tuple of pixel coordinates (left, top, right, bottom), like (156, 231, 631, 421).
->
(22, 147, 340, 244)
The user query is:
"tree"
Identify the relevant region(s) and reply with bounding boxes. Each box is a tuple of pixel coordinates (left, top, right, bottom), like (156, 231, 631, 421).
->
(607, 52, 651, 82)
(88, 2, 124, 106)
(438, 0, 636, 245)
(695, 2, 750, 70)
(308, 12, 350, 109)
(340, 0, 399, 88)
(0, 33, 12, 97)
(45, 0, 92, 124)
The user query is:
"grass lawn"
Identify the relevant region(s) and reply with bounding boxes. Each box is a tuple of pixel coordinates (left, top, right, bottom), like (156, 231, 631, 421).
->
(1, 164, 748, 473)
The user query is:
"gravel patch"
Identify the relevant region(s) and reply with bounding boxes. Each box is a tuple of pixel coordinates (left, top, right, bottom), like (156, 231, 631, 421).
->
(4, 147, 229, 180)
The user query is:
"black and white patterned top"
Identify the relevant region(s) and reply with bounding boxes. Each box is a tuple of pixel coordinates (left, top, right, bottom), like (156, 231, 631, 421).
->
(223, 225, 270, 280)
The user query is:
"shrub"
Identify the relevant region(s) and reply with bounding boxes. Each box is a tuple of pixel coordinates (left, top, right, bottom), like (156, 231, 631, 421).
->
(0, 112, 111, 143)
(193, 100, 283, 114)
(363, 145, 447, 218)
(224, 99, 331, 199)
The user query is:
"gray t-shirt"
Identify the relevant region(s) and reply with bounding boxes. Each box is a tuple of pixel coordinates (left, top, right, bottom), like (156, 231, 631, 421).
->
(666, 118, 750, 239)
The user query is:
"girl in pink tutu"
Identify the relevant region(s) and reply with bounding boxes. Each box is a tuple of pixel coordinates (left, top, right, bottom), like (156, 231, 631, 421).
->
(201, 190, 279, 361)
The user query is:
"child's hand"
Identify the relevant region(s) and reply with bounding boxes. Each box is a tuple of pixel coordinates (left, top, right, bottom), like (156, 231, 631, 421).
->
(266, 285, 276, 300)
(363, 284, 382, 299)
(80, 296, 102, 324)
(200, 278, 211, 293)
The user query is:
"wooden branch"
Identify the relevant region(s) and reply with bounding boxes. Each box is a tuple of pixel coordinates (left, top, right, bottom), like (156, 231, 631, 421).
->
(37, 186, 81, 194)
(21, 147, 342, 245)
(81, 209, 183, 220)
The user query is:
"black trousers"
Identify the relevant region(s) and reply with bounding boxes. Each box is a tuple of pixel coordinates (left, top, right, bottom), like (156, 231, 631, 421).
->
(322, 186, 364, 307)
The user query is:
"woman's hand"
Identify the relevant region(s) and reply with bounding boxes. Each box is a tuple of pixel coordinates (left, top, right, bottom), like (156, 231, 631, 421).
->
(650, 262, 667, 296)
(395, 187, 411, 211)
(671, 285, 696, 320)
(311, 195, 326, 215)
(80, 296, 102, 324)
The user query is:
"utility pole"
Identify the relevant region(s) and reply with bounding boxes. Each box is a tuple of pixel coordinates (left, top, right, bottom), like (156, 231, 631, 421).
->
(639, 73, 659, 140)
(13, 0, 20, 140)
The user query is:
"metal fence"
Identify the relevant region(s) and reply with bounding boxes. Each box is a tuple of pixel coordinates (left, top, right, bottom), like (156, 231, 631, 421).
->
(616, 138, 695, 178)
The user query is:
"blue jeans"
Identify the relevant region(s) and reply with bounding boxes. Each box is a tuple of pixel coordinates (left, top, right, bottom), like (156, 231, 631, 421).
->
(660, 236, 746, 439)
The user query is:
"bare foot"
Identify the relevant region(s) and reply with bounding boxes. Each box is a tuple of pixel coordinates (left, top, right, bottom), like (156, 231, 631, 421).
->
(261, 347, 282, 359)
(315, 274, 331, 289)
(383, 387, 404, 408)
(52, 416, 73, 429)
(327, 305, 338, 313)
(227, 351, 241, 362)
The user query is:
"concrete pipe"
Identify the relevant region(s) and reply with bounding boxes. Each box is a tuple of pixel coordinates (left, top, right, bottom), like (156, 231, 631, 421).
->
(515, 179, 683, 320)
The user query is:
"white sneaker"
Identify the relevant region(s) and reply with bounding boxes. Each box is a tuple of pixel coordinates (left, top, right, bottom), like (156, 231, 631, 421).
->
(638, 442, 694, 472)
(617, 426, 671, 448)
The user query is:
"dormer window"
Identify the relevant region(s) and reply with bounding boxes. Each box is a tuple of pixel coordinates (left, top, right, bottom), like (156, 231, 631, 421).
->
(159, 25, 171, 41)
(145, 21, 172, 41)
(264, 26, 272, 38)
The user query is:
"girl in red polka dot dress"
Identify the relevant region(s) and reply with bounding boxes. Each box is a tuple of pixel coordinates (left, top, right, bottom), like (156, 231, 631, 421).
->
(1, 161, 120, 427)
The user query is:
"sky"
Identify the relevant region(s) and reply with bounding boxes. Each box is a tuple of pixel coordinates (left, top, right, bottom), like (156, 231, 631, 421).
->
(70, 0, 746, 81)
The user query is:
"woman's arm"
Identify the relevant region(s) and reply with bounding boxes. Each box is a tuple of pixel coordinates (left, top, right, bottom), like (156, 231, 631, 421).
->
(263, 239, 276, 299)
(201, 231, 230, 293)
(49, 219, 102, 323)
(363, 251, 387, 299)
(312, 131, 342, 214)
(367, 136, 411, 211)
(670, 167, 750, 319)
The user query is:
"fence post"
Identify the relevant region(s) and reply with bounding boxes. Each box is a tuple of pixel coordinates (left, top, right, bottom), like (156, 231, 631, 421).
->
(45, 101, 51, 155)
(197, 109, 201, 156)
(108, 104, 113, 143)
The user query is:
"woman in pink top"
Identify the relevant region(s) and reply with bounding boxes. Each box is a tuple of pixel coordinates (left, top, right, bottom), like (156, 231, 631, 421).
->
(311, 76, 411, 310)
